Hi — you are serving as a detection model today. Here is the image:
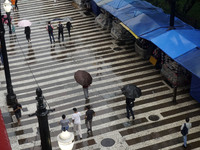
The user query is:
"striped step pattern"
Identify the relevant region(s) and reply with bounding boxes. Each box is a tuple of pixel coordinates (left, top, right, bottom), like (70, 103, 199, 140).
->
(1, 0, 200, 149)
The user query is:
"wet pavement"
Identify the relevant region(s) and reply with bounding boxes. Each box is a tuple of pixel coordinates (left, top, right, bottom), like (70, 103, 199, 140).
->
(0, 0, 200, 149)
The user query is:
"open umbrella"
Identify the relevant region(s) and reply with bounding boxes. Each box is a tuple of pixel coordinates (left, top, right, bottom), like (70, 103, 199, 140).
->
(18, 20, 32, 27)
(74, 70, 92, 86)
(121, 84, 142, 99)
(63, 17, 72, 22)
(50, 18, 64, 22)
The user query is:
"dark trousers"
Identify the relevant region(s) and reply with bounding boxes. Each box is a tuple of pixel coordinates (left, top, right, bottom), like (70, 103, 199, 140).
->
(85, 119, 92, 130)
(26, 34, 30, 41)
(67, 29, 71, 37)
(49, 32, 55, 43)
(58, 31, 64, 41)
(126, 104, 134, 118)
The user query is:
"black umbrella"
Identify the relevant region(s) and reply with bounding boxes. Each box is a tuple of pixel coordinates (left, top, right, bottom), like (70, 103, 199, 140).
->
(121, 84, 142, 99)
(74, 70, 92, 86)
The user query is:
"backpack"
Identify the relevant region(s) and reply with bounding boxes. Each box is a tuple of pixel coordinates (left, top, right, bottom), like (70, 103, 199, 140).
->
(181, 123, 188, 136)
(48, 25, 53, 33)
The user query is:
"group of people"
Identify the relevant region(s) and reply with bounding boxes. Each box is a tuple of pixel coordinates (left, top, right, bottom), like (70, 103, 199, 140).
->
(59, 105, 95, 140)
(47, 21, 72, 44)
(11, 0, 18, 12)
(22, 21, 72, 44)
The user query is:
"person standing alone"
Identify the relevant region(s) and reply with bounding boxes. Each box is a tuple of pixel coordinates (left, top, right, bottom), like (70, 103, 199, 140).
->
(57, 21, 64, 41)
(46, 21, 55, 44)
(72, 108, 82, 139)
(85, 105, 95, 133)
(25, 26, 31, 43)
(181, 117, 192, 148)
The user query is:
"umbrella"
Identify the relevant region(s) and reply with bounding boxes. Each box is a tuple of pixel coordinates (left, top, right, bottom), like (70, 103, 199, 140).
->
(121, 84, 142, 99)
(74, 70, 92, 86)
(50, 18, 64, 22)
(18, 20, 32, 27)
(63, 17, 72, 22)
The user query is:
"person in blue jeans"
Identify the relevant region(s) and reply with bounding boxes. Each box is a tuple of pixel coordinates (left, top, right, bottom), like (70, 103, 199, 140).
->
(126, 98, 135, 120)
(46, 21, 55, 44)
(181, 118, 192, 148)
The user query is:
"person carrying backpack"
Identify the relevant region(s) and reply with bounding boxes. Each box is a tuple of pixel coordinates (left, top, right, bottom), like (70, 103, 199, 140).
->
(46, 21, 55, 44)
(180, 117, 192, 148)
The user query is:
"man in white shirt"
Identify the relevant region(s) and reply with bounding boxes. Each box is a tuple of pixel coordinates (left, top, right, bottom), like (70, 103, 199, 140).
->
(72, 108, 82, 139)
(180, 117, 192, 148)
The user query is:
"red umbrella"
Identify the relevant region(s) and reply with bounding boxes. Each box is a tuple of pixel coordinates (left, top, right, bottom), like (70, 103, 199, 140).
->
(74, 70, 92, 86)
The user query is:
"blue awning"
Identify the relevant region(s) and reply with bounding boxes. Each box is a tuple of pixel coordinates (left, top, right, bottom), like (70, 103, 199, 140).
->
(95, 0, 200, 79)
(175, 48, 200, 78)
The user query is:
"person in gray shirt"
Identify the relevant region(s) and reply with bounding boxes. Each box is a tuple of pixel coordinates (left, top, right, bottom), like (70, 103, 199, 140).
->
(59, 114, 70, 131)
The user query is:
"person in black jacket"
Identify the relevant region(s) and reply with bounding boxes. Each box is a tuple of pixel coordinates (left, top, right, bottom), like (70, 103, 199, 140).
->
(57, 21, 64, 41)
(24, 26, 31, 43)
(66, 21, 72, 37)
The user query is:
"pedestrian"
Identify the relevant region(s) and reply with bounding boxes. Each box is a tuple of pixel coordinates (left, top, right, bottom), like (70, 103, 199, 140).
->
(72, 108, 82, 139)
(59, 114, 70, 131)
(181, 117, 192, 148)
(15, 0, 18, 11)
(13, 102, 22, 126)
(24, 26, 31, 43)
(85, 105, 95, 132)
(46, 21, 55, 44)
(83, 85, 89, 100)
(57, 21, 64, 41)
(11, 0, 15, 11)
(125, 97, 135, 120)
(66, 21, 72, 37)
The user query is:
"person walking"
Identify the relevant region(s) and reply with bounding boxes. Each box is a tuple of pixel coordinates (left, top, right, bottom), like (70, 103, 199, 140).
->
(181, 117, 192, 148)
(46, 21, 55, 44)
(85, 105, 95, 133)
(57, 21, 64, 41)
(59, 114, 70, 131)
(72, 108, 82, 139)
(15, 0, 18, 11)
(66, 21, 72, 37)
(25, 26, 31, 43)
(125, 97, 135, 120)
(13, 102, 22, 126)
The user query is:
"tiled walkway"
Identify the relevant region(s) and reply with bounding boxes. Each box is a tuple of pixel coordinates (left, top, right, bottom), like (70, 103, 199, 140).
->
(0, 0, 200, 149)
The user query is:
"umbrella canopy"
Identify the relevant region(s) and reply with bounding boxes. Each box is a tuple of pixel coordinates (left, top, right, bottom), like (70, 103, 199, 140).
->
(74, 70, 92, 86)
(63, 17, 72, 22)
(18, 20, 32, 27)
(121, 84, 142, 99)
(50, 18, 63, 22)
(50, 17, 72, 23)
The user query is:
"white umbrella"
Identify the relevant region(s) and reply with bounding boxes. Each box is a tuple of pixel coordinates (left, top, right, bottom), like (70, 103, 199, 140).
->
(18, 20, 32, 27)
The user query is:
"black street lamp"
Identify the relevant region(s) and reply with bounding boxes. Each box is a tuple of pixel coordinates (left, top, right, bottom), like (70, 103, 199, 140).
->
(0, 1, 16, 105)
(29, 88, 55, 150)
(3, 0, 12, 34)
(169, 0, 176, 28)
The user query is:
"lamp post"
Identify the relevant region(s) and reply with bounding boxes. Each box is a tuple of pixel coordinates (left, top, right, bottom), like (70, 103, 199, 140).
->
(3, 0, 12, 34)
(57, 131, 74, 150)
(0, 1, 16, 105)
(29, 88, 55, 150)
(169, 0, 176, 28)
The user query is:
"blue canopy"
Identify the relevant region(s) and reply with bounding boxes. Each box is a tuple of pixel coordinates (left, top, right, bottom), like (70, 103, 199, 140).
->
(95, 0, 200, 79)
